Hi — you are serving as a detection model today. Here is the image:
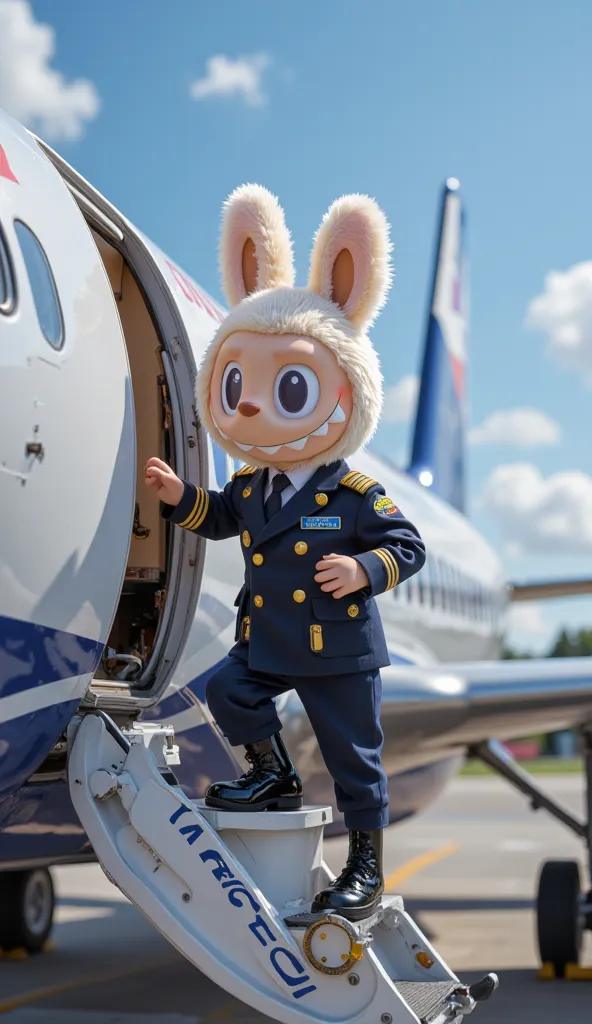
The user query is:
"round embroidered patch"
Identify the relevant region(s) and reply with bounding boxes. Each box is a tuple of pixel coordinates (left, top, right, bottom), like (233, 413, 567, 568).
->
(374, 496, 399, 516)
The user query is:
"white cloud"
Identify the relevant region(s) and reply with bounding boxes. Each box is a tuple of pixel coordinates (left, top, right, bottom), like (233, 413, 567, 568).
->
(190, 54, 271, 107)
(0, 0, 100, 141)
(526, 261, 592, 381)
(506, 602, 546, 636)
(383, 375, 419, 423)
(479, 462, 592, 554)
(469, 408, 561, 447)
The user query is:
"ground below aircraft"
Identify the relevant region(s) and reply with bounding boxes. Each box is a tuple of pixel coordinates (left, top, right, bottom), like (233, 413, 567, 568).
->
(0, 106, 591, 982)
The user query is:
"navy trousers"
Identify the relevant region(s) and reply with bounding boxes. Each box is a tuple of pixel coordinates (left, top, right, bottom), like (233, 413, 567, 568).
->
(205, 656, 389, 831)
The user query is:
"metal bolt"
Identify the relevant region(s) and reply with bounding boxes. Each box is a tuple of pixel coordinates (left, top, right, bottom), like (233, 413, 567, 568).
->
(182, 892, 191, 903)
(348, 974, 360, 986)
(381, 1015, 392, 1023)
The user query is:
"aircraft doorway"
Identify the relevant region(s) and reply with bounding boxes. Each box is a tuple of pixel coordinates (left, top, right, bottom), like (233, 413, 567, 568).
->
(81, 224, 203, 709)
(90, 231, 171, 688)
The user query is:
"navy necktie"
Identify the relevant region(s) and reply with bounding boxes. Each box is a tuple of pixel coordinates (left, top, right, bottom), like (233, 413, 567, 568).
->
(264, 473, 291, 521)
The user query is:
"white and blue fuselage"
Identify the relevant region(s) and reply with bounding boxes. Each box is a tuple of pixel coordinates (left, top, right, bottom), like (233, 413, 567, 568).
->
(1, 109, 591, 872)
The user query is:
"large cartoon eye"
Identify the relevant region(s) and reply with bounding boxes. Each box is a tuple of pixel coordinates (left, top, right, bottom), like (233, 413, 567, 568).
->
(221, 362, 242, 415)
(273, 365, 320, 419)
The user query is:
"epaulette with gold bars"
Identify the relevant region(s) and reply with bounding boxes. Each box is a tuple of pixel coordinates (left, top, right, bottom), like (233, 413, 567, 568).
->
(232, 465, 257, 480)
(339, 471, 379, 495)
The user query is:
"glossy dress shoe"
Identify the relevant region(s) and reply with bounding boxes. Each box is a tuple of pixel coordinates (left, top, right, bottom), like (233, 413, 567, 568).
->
(205, 732, 303, 811)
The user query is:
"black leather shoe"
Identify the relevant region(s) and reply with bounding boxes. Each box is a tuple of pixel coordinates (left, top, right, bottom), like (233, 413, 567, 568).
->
(311, 829, 384, 921)
(205, 732, 303, 811)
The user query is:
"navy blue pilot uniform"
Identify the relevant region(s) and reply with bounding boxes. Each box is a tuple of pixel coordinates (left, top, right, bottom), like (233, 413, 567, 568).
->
(162, 457, 426, 833)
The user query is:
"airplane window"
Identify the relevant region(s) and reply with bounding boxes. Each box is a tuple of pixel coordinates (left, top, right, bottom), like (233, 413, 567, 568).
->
(458, 573, 467, 618)
(426, 560, 436, 608)
(417, 568, 425, 605)
(467, 579, 476, 620)
(437, 560, 446, 611)
(0, 223, 14, 313)
(13, 220, 63, 349)
(449, 566, 457, 615)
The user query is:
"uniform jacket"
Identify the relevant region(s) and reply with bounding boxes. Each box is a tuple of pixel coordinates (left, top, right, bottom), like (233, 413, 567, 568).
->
(162, 459, 426, 677)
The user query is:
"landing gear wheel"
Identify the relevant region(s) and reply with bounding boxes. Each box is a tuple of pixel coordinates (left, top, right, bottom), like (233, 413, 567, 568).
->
(536, 859, 583, 977)
(0, 868, 55, 953)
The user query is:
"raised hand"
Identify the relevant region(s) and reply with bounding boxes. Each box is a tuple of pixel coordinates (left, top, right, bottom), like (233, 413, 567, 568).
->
(314, 553, 369, 600)
(144, 457, 185, 507)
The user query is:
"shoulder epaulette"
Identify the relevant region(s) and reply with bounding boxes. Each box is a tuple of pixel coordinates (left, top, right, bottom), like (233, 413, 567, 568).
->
(339, 471, 378, 495)
(232, 465, 257, 480)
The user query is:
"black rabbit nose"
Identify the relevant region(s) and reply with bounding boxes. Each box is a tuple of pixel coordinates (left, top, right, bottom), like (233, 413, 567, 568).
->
(238, 402, 260, 417)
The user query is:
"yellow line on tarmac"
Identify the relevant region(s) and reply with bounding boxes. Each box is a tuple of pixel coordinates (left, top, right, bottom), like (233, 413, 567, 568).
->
(385, 842, 460, 891)
(0, 955, 178, 1015)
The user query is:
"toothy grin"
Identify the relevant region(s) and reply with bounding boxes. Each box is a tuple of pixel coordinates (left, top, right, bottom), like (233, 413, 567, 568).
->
(213, 401, 346, 455)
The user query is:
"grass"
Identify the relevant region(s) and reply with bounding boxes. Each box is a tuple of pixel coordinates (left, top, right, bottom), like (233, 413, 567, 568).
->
(460, 757, 583, 776)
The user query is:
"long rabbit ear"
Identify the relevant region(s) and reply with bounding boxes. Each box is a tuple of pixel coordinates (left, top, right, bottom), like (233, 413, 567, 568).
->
(220, 184, 295, 307)
(308, 194, 392, 329)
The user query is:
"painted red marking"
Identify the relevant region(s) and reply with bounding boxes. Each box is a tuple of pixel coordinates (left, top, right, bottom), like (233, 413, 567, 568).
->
(450, 352, 464, 400)
(0, 145, 18, 184)
(165, 259, 225, 324)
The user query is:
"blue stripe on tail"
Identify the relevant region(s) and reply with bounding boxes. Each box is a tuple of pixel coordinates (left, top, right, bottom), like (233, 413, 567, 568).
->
(408, 179, 467, 513)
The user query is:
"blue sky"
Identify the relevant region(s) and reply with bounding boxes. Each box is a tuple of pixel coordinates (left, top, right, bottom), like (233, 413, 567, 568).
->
(3, 0, 592, 652)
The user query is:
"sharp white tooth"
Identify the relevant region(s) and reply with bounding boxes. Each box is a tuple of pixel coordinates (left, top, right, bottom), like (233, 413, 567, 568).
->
(285, 435, 309, 451)
(235, 442, 253, 451)
(212, 419, 229, 440)
(328, 403, 346, 424)
(257, 444, 282, 454)
(311, 421, 329, 436)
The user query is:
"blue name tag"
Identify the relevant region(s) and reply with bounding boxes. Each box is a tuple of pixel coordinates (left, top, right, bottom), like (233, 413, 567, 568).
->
(300, 516, 342, 530)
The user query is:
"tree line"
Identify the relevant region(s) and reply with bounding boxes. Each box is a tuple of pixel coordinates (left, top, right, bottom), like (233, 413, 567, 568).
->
(504, 628, 592, 660)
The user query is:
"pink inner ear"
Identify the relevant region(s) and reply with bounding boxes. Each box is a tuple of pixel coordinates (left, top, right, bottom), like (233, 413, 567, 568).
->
(242, 238, 258, 295)
(322, 211, 372, 317)
(331, 248, 355, 308)
(225, 207, 260, 304)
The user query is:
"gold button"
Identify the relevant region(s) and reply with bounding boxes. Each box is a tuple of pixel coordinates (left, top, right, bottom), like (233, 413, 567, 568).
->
(252, 553, 264, 566)
(242, 530, 251, 547)
(254, 594, 264, 608)
(347, 604, 359, 618)
(242, 486, 252, 498)
(315, 493, 328, 506)
(294, 541, 308, 555)
(293, 589, 306, 603)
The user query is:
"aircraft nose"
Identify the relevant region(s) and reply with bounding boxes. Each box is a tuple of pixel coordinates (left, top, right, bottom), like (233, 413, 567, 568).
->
(238, 402, 260, 417)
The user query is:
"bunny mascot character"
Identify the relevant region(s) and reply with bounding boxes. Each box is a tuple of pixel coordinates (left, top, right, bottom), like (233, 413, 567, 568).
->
(145, 185, 426, 921)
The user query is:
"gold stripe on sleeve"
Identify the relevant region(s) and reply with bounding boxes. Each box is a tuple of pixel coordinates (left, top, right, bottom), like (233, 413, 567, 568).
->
(372, 547, 399, 590)
(178, 490, 201, 528)
(185, 488, 210, 531)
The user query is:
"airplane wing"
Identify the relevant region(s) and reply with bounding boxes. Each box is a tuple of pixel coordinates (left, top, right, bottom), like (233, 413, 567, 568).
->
(376, 656, 592, 773)
(509, 579, 592, 600)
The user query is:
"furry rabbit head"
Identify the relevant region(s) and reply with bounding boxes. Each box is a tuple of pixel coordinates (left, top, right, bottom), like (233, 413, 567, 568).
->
(196, 184, 392, 471)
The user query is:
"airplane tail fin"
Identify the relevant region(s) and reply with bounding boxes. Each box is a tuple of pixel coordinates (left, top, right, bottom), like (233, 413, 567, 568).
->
(408, 179, 468, 513)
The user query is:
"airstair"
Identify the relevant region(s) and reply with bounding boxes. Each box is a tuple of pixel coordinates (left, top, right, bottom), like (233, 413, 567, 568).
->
(68, 713, 498, 1024)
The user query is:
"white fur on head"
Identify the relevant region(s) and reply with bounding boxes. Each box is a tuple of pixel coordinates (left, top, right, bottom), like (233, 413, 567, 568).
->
(196, 288, 383, 473)
(220, 184, 295, 307)
(308, 194, 392, 330)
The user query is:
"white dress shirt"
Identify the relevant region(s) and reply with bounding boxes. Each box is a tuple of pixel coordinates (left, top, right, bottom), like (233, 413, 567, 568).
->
(264, 465, 317, 507)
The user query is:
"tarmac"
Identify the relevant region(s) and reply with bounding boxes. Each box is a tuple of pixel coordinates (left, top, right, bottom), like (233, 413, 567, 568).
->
(0, 773, 590, 1023)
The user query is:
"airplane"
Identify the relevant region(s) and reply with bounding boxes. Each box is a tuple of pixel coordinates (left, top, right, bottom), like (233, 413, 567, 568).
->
(1, 103, 591, 985)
